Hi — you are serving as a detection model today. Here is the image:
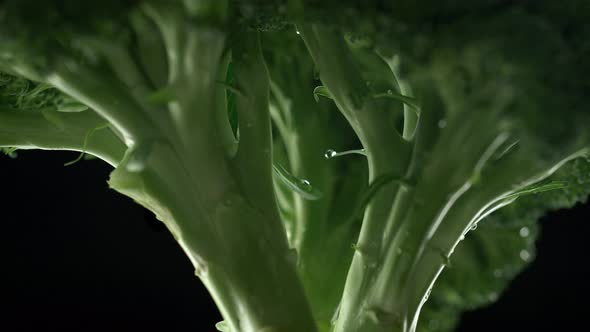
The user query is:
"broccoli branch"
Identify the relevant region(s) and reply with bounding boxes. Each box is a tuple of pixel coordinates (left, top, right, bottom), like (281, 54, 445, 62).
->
(0, 108, 125, 166)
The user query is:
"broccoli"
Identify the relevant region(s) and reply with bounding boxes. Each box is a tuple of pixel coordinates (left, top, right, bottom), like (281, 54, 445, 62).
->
(1, 1, 589, 332)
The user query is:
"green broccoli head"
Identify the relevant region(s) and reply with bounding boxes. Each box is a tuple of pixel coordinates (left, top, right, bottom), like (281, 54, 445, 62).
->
(0, 72, 87, 112)
(0, 1, 136, 77)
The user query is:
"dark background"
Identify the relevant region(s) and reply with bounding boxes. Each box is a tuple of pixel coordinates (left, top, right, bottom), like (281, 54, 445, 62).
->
(1, 150, 588, 332)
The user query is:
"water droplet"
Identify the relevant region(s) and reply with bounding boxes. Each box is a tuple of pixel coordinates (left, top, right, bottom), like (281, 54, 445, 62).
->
(423, 288, 432, 302)
(295, 30, 300, 35)
(273, 163, 323, 200)
(325, 149, 337, 159)
(387, 89, 393, 95)
(439, 251, 451, 266)
(323, 148, 366, 159)
(301, 179, 311, 190)
(519, 226, 530, 238)
(519, 249, 531, 261)
(470, 223, 478, 231)
(459, 234, 465, 241)
(437, 119, 447, 129)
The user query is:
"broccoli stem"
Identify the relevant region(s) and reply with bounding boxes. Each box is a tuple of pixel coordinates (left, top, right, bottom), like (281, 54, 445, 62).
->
(104, 29, 319, 331)
(270, 76, 356, 325)
(299, 23, 415, 331)
(46, 63, 162, 146)
(379, 54, 418, 139)
(0, 109, 125, 166)
(110, 143, 318, 332)
(196, 201, 319, 332)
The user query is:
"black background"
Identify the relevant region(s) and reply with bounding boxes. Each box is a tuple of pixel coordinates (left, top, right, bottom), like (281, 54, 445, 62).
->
(1, 150, 588, 332)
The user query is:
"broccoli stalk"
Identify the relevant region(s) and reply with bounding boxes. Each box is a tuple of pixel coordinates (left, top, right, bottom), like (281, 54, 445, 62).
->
(265, 32, 369, 329)
(107, 30, 317, 332)
(0, 106, 124, 166)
